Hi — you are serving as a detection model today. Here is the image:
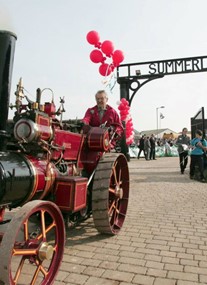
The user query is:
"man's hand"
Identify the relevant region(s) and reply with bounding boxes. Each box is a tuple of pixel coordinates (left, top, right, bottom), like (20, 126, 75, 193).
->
(99, 121, 107, 128)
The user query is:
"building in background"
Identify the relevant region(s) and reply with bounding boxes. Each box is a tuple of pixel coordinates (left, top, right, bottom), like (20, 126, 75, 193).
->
(139, 128, 179, 139)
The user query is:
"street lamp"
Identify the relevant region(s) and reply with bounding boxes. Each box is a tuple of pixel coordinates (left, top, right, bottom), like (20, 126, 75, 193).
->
(156, 106, 165, 138)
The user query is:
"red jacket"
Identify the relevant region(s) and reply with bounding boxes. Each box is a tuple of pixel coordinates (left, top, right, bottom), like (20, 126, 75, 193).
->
(82, 105, 122, 127)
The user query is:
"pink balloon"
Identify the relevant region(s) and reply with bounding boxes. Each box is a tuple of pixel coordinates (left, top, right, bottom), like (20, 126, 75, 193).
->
(113, 50, 124, 65)
(120, 98, 129, 105)
(101, 40, 114, 57)
(126, 128, 132, 133)
(86, 31, 100, 46)
(90, 50, 105, 63)
(120, 109, 129, 116)
(123, 105, 130, 110)
(126, 130, 132, 137)
(126, 138, 133, 145)
(128, 128, 133, 134)
(126, 122, 133, 128)
(126, 123, 133, 129)
(118, 103, 125, 110)
(99, 63, 112, 76)
(120, 114, 127, 118)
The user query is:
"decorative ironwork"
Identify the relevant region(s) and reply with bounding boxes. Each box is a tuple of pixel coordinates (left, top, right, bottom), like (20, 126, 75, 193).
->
(117, 55, 207, 105)
(117, 55, 207, 157)
(117, 74, 164, 106)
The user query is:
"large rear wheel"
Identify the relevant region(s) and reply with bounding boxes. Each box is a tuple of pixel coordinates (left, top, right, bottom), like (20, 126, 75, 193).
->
(92, 153, 129, 234)
(0, 200, 65, 285)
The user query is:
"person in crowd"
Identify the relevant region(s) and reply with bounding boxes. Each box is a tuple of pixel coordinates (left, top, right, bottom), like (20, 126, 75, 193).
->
(189, 129, 207, 182)
(82, 90, 122, 128)
(176, 127, 190, 174)
(164, 140, 171, 156)
(137, 135, 145, 159)
(144, 136, 151, 160)
(150, 134, 156, 160)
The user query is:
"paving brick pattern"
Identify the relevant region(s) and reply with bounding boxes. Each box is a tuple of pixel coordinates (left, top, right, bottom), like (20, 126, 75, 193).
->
(3, 157, 207, 284)
(52, 157, 207, 285)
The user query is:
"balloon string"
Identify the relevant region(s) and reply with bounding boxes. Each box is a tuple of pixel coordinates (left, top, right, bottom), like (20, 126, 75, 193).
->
(108, 75, 117, 92)
(101, 73, 117, 93)
(105, 64, 110, 78)
(101, 64, 111, 85)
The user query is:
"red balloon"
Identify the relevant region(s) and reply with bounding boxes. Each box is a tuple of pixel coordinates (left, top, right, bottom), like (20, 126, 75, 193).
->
(120, 98, 129, 105)
(127, 122, 133, 128)
(123, 105, 130, 111)
(120, 109, 129, 115)
(118, 103, 125, 110)
(101, 40, 114, 57)
(112, 50, 124, 65)
(90, 50, 105, 63)
(126, 138, 133, 145)
(120, 115, 127, 121)
(99, 63, 112, 76)
(86, 31, 100, 46)
(126, 130, 132, 136)
(127, 127, 133, 133)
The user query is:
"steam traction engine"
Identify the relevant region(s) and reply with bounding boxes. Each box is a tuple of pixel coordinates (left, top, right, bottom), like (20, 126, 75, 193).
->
(0, 31, 129, 285)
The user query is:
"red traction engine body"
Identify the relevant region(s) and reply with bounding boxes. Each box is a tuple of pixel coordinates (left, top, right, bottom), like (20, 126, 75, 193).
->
(0, 31, 129, 285)
(1, 109, 111, 213)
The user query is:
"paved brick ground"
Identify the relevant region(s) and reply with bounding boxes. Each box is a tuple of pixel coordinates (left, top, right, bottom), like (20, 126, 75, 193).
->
(2, 156, 207, 285)
(54, 157, 207, 285)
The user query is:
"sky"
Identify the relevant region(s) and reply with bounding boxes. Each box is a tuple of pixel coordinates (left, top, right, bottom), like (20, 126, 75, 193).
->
(1, 0, 207, 133)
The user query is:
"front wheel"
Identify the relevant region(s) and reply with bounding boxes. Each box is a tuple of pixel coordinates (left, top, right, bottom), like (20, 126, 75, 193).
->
(0, 200, 65, 285)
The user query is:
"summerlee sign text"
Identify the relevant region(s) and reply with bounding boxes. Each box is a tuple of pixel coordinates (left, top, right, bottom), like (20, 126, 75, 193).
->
(118, 56, 207, 77)
(149, 57, 207, 75)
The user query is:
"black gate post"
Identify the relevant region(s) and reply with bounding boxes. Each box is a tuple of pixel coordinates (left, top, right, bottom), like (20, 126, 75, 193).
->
(119, 78, 130, 102)
(118, 78, 130, 161)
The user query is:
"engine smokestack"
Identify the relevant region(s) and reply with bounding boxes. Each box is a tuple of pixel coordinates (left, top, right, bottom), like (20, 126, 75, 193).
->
(0, 30, 17, 151)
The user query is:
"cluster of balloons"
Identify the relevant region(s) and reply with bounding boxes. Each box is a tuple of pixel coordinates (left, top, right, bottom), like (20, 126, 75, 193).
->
(86, 30, 124, 77)
(118, 98, 134, 145)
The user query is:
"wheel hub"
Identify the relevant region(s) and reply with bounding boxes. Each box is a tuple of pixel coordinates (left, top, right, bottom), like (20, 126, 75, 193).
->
(38, 242, 54, 261)
(115, 186, 123, 199)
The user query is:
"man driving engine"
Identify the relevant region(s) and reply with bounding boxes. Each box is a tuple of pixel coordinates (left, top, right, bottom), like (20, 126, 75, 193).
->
(82, 90, 122, 128)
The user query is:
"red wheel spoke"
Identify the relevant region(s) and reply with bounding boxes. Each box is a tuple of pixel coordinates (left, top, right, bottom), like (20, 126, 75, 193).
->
(108, 200, 116, 214)
(115, 207, 120, 214)
(119, 212, 126, 217)
(34, 260, 49, 278)
(110, 201, 123, 229)
(13, 248, 37, 256)
(112, 161, 118, 184)
(13, 257, 25, 284)
(109, 187, 116, 194)
(109, 200, 118, 225)
(31, 264, 41, 285)
(114, 200, 119, 217)
(118, 169, 122, 185)
(40, 264, 49, 276)
(24, 219, 29, 241)
(37, 221, 56, 241)
(118, 180, 123, 188)
(40, 210, 46, 240)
